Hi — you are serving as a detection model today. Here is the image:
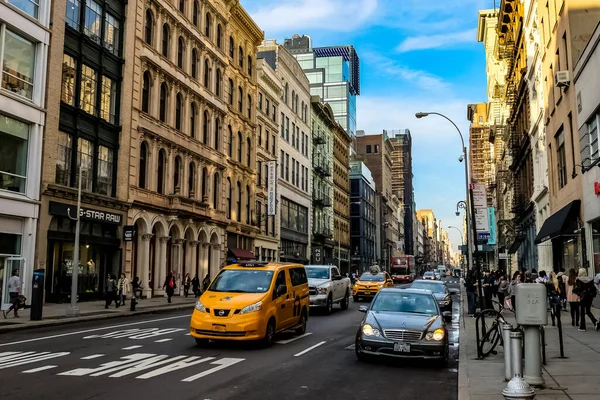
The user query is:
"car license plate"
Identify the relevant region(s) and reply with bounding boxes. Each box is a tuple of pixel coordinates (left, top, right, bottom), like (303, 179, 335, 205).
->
(213, 325, 226, 332)
(364, 291, 370, 295)
(394, 342, 410, 352)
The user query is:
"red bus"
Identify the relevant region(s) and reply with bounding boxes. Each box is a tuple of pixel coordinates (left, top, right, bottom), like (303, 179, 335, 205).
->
(390, 255, 416, 283)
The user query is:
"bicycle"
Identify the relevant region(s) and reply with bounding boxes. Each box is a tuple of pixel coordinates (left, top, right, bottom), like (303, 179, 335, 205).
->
(476, 300, 515, 358)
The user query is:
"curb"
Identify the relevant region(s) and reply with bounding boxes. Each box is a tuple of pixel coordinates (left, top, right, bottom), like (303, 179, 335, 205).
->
(458, 288, 470, 400)
(0, 303, 194, 334)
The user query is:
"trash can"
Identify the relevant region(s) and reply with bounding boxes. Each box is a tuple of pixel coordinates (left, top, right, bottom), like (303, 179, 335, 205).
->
(30, 269, 45, 321)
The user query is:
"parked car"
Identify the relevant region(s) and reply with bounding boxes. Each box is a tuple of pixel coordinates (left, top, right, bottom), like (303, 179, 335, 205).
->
(410, 280, 456, 312)
(305, 265, 351, 314)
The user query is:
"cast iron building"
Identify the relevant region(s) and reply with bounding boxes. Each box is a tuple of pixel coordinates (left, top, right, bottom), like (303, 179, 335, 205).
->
(350, 161, 376, 272)
(467, 103, 494, 206)
(389, 129, 414, 255)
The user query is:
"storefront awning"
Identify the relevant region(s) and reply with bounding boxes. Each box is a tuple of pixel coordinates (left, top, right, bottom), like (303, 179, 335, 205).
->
(508, 235, 526, 254)
(228, 248, 256, 260)
(534, 200, 580, 244)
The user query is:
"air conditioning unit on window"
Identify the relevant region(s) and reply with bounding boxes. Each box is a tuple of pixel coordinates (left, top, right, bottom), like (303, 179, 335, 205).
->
(555, 71, 570, 88)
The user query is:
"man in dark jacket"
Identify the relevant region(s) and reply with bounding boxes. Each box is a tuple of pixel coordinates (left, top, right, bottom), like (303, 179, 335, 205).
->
(163, 272, 176, 303)
(464, 271, 477, 316)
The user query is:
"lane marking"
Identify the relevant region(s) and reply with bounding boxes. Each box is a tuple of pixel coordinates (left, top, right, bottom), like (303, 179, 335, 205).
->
(0, 315, 189, 348)
(275, 332, 312, 344)
(293, 341, 327, 357)
(154, 339, 172, 343)
(181, 358, 245, 382)
(344, 344, 355, 350)
(122, 346, 143, 350)
(185, 333, 190, 336)
(0, 352, 70, 369)
(81, 354, 104, 360)
(83, 328, 185, 340)
(22, 365, 58, 373)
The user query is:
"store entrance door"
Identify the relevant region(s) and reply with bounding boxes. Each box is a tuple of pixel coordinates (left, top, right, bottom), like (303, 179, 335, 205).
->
(1, 257, 25, 311)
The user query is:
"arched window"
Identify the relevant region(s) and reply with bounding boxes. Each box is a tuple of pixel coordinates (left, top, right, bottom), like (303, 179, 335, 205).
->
(177, 36, 184, 68)
(159, 83, 168, 122)
(295, 94, 299, 113)
(139, 141, 148, 189)
(201, 167, 208, 199)
(246, 137, 251, 166)
(202, 110, 209, 144)
(229, 36, 234, 58)
(175, 93, 183, 130)
(217, 24, 222, 48)
(174, 156, 182, 192)
(203, 58, 210, 88)
(214, 117, 220, 150)
(238, 46, 244, 68)
(179, 0, 185, 13)
(246, 185, 251, 224)
(238, 86, 243, 112)
(144, 9, 153, 45)
(215, 68, 222, 97)
(142, 71, 151, 113)
(188, 162, 195, 197)
(301, 101, 304, 120)
(191, 49, 197, 79)
(193, 0, 199, 26)
(228, 125, 233, 157)
(228, 78, 234, 104)
(157, 149, 166, 194)
(236, 181, 242, 222)
(247, 94, 252, 119)
(161, 24, 170, 57)
(237, 131, 243, 162)
(190, 102, 197, 138)
(247, 55, 252, 76)
(226, 177, 232, 219)
(292, 90, 296, 111)
(284, 83, 289, 104)
(212, 173, 219, 209)
(205, 12, 211, 38)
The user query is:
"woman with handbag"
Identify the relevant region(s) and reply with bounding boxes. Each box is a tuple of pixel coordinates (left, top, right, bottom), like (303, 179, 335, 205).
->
(575, 268, 598, 331)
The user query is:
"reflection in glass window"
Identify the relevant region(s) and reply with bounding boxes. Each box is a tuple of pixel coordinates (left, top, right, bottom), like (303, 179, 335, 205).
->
(84, 0, 102, 44)
(77, 138, 94, 192)
(80, 65, 97, 115)
(97, 146, 114, 196)
(66, 0, 81, 29)
(104, 13, 120, 56)
(8, 0, 40, 18)
(100, 76, 116, 123)
(0, 115, 28, 193)
(56, 132, 72, 186)
(1, 30, 35, 99)
(61, 54, 77, 106)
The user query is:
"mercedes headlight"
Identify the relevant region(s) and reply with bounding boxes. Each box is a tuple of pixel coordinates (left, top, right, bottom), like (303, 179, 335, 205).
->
(427, 328, 445, 341)
(240, 301, 263, 314)
(195, 301, 206, 312)
(362, 324, 381, 337)
(317, 286, 329, 294)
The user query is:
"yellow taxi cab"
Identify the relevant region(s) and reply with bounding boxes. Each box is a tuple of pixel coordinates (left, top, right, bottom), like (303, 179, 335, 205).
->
(352, 271, 394, 301)
(190, 261, 310, 347)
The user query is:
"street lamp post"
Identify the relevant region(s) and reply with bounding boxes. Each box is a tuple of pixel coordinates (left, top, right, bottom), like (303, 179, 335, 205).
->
(66, 164, 83, 317)
(448, 225, 464, 272)
(415, 112, 474, 273)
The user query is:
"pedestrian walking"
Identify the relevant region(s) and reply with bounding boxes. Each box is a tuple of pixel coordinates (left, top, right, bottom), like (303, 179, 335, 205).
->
(183, 273, 191, 298)
(131, 276, 143, 299)
(191, 275, 200, 297)
(117, 273, 130, 306)
(557, 270, 567, 310)
(464, 271, 477, 317)
(3, 269, 22, 318)
(105, 274, 118, 309)
(562, 268, 580, 326)
(497, 274, 509, 310)
(202, 273, 211, 293)
(575, 268, 598, 332)
(508, 271, 521, 311)
(163, 271, 176, 303)
(482, 270, 495, 310)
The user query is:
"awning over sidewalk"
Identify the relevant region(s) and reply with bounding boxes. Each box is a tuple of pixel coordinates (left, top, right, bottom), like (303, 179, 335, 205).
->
(508, 234, 526, 254)
(534, 200, 580, 244)
(228, 248, 256, 260)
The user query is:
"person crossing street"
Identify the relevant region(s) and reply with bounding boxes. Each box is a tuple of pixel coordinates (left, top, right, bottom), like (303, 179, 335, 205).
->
(3, 269, 22, 318)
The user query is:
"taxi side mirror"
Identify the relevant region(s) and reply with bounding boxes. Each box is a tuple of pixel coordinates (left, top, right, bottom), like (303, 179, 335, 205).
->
(276, 284, 287, 297)
(442, 311, 452, 323)
(358, 305, 368, 313)
(332, 274, 343, 281)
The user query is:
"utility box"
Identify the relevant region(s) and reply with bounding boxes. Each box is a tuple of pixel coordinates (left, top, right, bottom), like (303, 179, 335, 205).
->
(515, 283, 548, 326)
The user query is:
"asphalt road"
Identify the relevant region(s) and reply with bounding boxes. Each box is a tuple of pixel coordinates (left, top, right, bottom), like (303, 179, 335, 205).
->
(0, 278, 461, 400)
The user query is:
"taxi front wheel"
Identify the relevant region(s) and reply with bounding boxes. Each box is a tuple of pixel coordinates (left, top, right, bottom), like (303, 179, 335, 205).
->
(195, 338, 209, 347)
(262, 319, 276, 347)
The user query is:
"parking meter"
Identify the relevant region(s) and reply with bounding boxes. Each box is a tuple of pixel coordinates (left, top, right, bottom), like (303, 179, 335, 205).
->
(30, 269, 45, 321)
(515, 283, 546, 387)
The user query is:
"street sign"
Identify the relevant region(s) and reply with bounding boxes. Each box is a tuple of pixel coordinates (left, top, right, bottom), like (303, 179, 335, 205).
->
(499, 253, 509, 260)
(478, 232, 491, 239)
(474, 207, 490, 233)
(472, 183, 487, 208)
(267, 161, 277, 216)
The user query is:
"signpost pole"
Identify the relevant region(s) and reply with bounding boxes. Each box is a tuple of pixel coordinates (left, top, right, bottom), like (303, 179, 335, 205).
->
(67, 164, 82, 317)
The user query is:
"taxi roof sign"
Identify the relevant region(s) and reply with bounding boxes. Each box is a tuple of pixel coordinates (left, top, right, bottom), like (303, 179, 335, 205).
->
(237, 261, 269, 267)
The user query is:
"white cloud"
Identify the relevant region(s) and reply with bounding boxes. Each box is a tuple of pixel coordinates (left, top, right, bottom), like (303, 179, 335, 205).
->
(396, 29, 477, 52)
(245, 0, 378, 34)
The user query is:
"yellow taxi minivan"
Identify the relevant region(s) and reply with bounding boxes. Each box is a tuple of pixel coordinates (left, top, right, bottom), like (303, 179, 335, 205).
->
(352, 271, 394, 301)
(190, 262, 310, 347)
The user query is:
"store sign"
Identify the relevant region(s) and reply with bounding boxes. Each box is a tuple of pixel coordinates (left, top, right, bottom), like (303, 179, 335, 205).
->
(123, 226, 135, 242)
(594, 182, 600, 196)
(313, 247, 322, 263)
(267, 161, 277, 216)
(49, 201, 123, 225)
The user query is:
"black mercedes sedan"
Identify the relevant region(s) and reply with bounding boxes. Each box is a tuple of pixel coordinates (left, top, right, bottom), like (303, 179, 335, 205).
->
(355, 288, 451, 366)
(410, 279, 455, 312)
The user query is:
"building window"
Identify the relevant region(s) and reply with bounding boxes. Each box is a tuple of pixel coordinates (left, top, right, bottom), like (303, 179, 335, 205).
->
(281, 198, 308, 234)
(191, 49, 198, 79)
(159, 83, 168, 122)
(272, 134, 275, 155)
(213, 173, 219, 209)
(589, 113, 599, 160)
(193, 0, 199, 26)
(141, 71, 151, 113)
(175, 93, 183, 130)
(257, 160, 262, 186)
(228, 125, 233, 157)
(247, 94, 252, 118)
(188, 162, 195, 198)
(556, 129, 567, 189)
(286, 117, 289, 141)
(292, 91, 295, 111)
(217, 24, 222, 48)
(280, 150, 284, 177)
(190, 102, 197, 138)
(238, 87, 243, 112)
(61, 54, 77, 106)
(84, 0, 102, 44)
(162, 24, 170, 57)
(228, 78, 234, 105)
(179, 0, 185, 13)
(201, 167, 208, 199)
(76, 138, 94, 192)
(100, 76, 116, 123)
(104, 13, 120, 56)
(0, 115, 28, 193)
(1, 30, 35, 99)
(157, 149, 166, 194)
(177, 37, 184, 68)
(144, 9, 153, 45)
(366, 145, 372, 153)
(80, 64, 97, 115)
(203, 59, 210, 88)
(285, 153, 289, 181)
(174, 156, 182, 192)
(248, 56, 252, 76)
(258, 93, 263, 111)
(205, 12, 211, 38)
(284, 83, 289, 104)
(97, 146, 114, 196)
(247, 137, 251, 166)
(237, 131, 243, 162)
(246, 185, 251, 224)
(238, 46, 244, 68)
(214, 117, 220, 150)
(227, 177, 232, 219)
(203, 110, 209, 144)
(229, 36, 234, 58)
(374, 144, 379, 153)
(56, 132, 72, 186)
(236, 181, 242, 222)
(139, 141, 148, 189)
(292, 158, 295, 185)
(215, 68, 222, 97)
(258, 125, 262, 147)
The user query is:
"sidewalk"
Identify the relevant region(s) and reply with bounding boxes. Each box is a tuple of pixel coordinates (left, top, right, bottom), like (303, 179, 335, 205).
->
(0, 295, 197, 333)
(459, 290, 600, 400)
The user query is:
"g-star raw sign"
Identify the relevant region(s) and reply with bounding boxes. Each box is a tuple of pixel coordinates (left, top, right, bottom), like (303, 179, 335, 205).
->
(267, 161, 277, 216)
(49, 201, 123, 225)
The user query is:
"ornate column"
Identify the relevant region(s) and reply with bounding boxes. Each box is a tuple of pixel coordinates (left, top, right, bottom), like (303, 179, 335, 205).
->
(157, 236, 170, 293)
(140, 233, 153, 298)
(188, 240, 199, 278)
(173, 238, 185, 294)
(210, 242, 222, 278)
(201, 242, 210, 279)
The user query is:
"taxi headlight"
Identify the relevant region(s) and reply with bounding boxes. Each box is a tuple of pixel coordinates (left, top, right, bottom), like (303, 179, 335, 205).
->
(432, 328, 445, 341)
(240, 301, 263, 314)
(362, 324, 381, 337)
(317, 286, 329, 294)
(439, 300, 450, 306)
(195, 301, 206, 312)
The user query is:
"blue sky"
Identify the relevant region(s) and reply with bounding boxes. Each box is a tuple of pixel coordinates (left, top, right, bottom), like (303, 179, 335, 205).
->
(241, 0, 492, 252)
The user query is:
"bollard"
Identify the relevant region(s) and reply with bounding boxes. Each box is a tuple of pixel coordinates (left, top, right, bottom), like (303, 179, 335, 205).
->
(502, 323, 513, 381)
(523, 326, 545, 387)
(503, 331, 536, 400)
(130, 296, 137, 312)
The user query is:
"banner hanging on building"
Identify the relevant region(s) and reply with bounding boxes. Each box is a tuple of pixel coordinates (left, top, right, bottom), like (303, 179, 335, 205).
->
(267, 161, 277, 216)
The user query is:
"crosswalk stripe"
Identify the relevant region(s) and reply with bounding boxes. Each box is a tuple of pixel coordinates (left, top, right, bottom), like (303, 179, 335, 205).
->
(154, 339, 172, 343)
(122, 346, 143, 350)
(22, 365, 58, 373)
(80, 354, 104, 360)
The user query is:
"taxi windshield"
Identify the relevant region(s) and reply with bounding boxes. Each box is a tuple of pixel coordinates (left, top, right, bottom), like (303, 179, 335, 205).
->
(411, 281, 446, 294)
(305, 267, 330, 279)
(358, 273, 385, 282)
(208, 270, 274, 293)
(371, 292, 438, 315)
